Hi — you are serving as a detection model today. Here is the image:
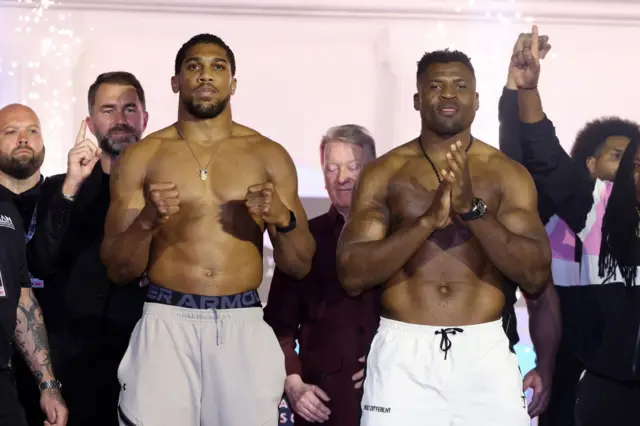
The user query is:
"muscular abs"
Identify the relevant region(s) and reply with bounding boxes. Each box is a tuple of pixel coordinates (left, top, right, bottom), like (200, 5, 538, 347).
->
(382, 157, 505, 326)
(145, 137, 267, 296)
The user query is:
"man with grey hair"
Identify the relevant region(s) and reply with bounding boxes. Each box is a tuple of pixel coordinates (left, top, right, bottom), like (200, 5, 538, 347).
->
(265, 124, 380, 426)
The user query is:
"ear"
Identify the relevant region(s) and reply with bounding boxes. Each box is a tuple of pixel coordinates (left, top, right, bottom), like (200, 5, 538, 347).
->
(586, 156, 597, 175)
(413, 93, 420, 112)
(142, 111, 149, 132)
(475, 92, 480, 111)
(86, 116, 96, 136)
(171, 75, 179, 94)
(230, 77, 237, 96)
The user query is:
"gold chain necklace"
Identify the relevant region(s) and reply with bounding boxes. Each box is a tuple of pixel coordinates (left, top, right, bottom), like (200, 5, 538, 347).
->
(175, 123, 215, 181)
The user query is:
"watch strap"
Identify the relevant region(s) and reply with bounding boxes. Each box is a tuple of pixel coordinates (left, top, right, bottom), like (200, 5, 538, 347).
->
(276, 210, 297, 233)
(459, 198, 487, 221)
(39, 379, 63, 391)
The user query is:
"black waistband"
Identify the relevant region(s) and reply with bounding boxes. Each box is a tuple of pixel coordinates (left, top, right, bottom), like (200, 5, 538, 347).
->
(146, 283, 261, 310)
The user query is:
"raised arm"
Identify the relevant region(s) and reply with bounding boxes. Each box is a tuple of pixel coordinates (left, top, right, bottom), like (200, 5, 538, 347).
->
(259, 141, 315, 280)
(337, 159, 449, 296)
(512, 25, 594, 233)
(100, 140, 158, 284)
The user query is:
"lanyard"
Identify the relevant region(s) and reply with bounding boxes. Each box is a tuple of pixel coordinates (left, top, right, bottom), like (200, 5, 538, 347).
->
(24, 202, 38, 243)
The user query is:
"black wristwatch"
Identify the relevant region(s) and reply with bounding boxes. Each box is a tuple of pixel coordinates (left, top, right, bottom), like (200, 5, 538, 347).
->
(39, 380, 63, 391)
(459, 197, 487, 221)
(276, 210, 297, 233)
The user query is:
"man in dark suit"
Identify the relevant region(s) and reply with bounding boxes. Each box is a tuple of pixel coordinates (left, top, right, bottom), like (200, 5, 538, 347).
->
(265, 125, 380, 426)
(36, 72, 149, 426)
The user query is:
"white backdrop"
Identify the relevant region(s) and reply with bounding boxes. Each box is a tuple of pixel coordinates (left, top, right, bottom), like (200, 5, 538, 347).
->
(2, 0, 640, 183)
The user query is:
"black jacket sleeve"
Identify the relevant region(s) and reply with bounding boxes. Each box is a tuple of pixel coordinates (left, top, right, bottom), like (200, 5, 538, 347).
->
(498, 87, 523, 163)
(26, 176, 73, 278)
(520, 116, 595, 234)
(498, 87, 556, 223)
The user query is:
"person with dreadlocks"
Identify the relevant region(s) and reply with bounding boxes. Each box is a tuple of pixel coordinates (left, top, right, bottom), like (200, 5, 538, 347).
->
(500, 30, 640, 426)
(513, 25, 640, 426)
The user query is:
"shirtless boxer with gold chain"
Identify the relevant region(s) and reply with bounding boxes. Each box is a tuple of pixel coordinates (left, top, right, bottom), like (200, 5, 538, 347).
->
(100, 33, 315, 426)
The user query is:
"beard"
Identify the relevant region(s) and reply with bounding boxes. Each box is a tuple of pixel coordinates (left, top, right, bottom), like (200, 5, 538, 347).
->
(182, 94, 230, 120)
(95, 124, 142, 156)
(0, 146, 45, 180)
(425, 110, 475, 138)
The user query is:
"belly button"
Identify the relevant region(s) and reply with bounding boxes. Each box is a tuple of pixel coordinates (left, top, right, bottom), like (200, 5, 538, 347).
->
(204, 270, 214, 277)
(438, 284, 451, 295)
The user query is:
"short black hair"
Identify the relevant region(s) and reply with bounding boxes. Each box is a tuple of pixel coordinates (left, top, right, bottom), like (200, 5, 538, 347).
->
(87, 71, 146, 114)
(416, 49, 475, 81)
(570, 117, 640, 170)
(174, 34, 236, 76)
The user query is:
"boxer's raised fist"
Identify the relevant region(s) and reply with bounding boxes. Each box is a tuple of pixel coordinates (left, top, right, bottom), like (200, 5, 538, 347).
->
(141, 182, 180, 228)
(245, 181, 290, 227)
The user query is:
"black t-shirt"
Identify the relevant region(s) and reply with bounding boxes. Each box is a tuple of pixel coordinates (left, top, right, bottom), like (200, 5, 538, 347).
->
(0, 193, 31, 368)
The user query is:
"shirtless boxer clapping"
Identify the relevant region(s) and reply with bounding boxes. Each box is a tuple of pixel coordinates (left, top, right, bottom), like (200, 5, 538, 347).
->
(336, 49, 551, 426)
(100, 33, 315, 426)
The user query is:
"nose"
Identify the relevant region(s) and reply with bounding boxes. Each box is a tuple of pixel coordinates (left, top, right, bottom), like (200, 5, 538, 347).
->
(440, 84, 457, 99)
(17, 129, 29, 145)
(114, 109, 127, 124)
(337, 166, 354, 184)
(198, 66, 215, 83)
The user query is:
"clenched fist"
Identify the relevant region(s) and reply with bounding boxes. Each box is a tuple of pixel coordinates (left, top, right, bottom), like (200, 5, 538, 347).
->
(140, 182, 180, 229)
(245, 182, 290, 227)
(62, 120, 102, 196)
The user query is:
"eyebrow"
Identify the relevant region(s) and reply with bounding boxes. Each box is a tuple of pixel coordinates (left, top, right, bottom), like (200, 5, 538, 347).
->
(100, 103, 138, 110)
(2, 123, 40, 130)
(184, 57, 228, 64)
(430, 77, 466, 83)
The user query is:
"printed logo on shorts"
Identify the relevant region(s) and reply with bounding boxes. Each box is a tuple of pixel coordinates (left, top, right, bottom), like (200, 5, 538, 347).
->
(0, 215, 15, 230)
(363, 405, 391, 414)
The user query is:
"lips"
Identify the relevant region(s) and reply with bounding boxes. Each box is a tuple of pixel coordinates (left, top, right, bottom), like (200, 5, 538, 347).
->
(196, 85, 217, 96)
(437, 103, 459, 116)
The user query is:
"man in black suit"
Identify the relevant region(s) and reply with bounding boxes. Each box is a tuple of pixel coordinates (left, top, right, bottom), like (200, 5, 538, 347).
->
(34, 72, 149, 426)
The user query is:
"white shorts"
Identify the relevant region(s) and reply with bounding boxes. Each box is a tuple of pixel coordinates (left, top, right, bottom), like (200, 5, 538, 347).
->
(117, 302, 286, 426)
(361, 318, 530, 426)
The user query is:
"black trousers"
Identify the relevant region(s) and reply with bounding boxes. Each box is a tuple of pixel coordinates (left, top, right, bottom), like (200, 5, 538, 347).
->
(575, 372, 640, 426)
(0, 368, 28, 426)
(538, 286, 585, 426)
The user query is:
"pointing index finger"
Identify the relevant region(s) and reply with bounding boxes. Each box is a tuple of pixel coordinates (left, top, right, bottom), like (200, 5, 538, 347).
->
(76, 120, 87, 145)
(531, 25, 540, 59)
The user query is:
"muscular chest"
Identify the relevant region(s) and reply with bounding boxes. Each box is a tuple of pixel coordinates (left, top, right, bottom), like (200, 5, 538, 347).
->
(146, 142, 268, 207)
(387, 159, 500, 226)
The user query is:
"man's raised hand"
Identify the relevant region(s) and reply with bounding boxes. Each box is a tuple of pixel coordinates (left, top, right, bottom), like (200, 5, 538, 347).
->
(510, 25, 545, 90)
(62, 120, 102, 196)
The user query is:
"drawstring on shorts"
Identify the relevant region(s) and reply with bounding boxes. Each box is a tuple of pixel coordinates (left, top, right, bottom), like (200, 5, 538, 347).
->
(213, 309, 224, 346)
(435, 327, 463, 360)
